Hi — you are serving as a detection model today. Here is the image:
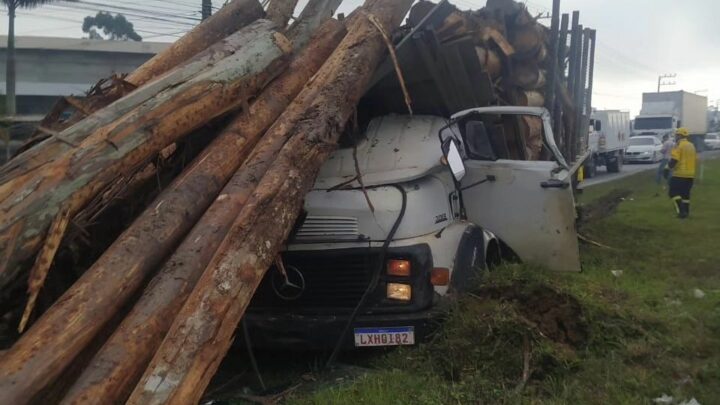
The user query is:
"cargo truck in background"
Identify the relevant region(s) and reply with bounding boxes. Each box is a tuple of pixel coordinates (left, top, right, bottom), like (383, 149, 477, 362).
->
(585, 110, 630, 177)
(633, 91, 708, 149)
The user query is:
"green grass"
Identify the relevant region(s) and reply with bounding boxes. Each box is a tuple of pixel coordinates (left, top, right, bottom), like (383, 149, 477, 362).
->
(285, 159, 720, 405)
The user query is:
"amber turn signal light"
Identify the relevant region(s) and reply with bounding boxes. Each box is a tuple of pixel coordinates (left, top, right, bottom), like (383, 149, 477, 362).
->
(387, 259, 411, 276)
(430, 268, 450, 286)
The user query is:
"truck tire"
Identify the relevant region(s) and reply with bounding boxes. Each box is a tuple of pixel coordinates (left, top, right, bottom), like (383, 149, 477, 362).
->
(450, 227, 486, 292)
(583, 155, 597, 178)
(607, 152, 623, 173)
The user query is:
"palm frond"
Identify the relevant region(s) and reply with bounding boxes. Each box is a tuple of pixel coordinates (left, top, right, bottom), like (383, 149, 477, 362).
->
(2, 0, 77, 10)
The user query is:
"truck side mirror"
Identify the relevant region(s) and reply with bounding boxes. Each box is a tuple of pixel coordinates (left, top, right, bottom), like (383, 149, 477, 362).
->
(594, 120, 602, 131)
(442, 138, 466, 182)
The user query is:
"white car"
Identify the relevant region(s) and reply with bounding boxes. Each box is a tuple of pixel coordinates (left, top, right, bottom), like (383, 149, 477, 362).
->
(705, 133, 720, 150)
(625, 136, 663, 163)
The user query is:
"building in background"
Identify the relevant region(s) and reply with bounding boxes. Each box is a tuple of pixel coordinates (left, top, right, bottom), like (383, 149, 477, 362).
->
(0, 35, 168, 117)
(0, 36, 168, 162)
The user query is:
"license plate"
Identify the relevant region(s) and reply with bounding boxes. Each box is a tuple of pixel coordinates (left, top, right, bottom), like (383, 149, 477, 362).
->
(353, 327, 415, 347)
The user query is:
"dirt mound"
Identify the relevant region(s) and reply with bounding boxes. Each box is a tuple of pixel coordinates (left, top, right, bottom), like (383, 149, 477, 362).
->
(577, 189, 633, 228)
(476, 283, 589, 348)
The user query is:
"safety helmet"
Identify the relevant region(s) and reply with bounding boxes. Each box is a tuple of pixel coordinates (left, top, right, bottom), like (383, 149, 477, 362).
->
(675, 128, 690, 137)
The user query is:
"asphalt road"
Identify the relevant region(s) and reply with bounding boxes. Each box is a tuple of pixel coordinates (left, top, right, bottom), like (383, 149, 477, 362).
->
(580, 150, 720, 189)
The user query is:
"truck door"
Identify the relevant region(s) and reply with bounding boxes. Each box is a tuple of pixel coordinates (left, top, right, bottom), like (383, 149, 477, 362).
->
(450, 112, 581, 272)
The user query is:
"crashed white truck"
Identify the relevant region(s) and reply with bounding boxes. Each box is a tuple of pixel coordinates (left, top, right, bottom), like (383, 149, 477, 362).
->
(246, 107, 581, 348)
(243, 0, 592, 350)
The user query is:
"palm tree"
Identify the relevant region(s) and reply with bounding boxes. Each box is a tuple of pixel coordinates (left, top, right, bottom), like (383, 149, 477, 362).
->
(2, 0, 74, 116)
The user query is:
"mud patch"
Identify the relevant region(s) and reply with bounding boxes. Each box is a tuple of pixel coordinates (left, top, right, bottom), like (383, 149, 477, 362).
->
(475, 282, 589, 348)
(577, 189, 633, 229)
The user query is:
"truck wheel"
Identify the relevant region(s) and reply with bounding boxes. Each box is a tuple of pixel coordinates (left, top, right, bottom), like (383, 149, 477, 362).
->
(607, 152, 623, 173)
(450, 227, 486, 291)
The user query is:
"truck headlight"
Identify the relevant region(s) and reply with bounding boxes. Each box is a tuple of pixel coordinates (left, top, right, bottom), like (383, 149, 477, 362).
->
(387, 283, 412, 301)
(387, 259, 411, 276)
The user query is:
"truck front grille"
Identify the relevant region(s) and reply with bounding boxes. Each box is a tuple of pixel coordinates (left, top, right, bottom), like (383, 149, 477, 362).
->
(293, 216, 362, 242)
(249, 251, 378, 312)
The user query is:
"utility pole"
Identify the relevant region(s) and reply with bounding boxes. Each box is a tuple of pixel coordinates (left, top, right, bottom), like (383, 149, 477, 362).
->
(202, 0, 212, 20)
(657, 73, 676, 93)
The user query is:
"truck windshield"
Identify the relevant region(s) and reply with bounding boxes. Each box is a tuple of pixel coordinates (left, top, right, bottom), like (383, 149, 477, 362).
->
(629, 138, 655, 146)
(635, 117, 672, 129)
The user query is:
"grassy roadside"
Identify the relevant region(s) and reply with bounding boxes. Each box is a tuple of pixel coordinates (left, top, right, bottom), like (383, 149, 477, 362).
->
(284, 160, 720, 404)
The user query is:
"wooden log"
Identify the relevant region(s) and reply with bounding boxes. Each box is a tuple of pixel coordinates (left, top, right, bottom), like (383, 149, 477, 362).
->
(513, 63, 546, 90)
(475, 46, 502, 79)
(12, 0, 264, 161)
(0, 21, 290, 294)
(126, 0, 265, 87)
(0, 22, 292, 405)
(126, 1, 413, 404)
(59, 20, 347, 405)
(0, 17, 279, 191)
(266, 0, 299, 29)
(287, 0, 342, 48)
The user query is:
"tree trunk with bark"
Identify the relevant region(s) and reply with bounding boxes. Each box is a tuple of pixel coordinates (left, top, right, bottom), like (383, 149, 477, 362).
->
(0, 20, 290, 294)
(0, 21, 292, 405)
(266, 0, 299, 29)
(58, 19, 346, 405)
(127, 1, 413, 404)
(4, 4, 16, 116)
(287, 0, 342, 48)
(11, 0, 264, 161)
(127, 0, 264, 87)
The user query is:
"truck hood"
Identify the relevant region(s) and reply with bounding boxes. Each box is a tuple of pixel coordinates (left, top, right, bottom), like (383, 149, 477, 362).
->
(314, 115, 446, 189)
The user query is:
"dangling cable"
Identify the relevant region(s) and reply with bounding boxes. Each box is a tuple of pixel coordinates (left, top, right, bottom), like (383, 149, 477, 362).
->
(325, 184, 408, 369)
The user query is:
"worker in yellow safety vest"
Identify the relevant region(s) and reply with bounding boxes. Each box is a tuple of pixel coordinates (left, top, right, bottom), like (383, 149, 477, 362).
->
(664, 128, 697, 218)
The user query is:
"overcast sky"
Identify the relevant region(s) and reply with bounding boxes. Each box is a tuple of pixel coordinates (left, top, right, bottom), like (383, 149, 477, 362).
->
(2, 0, 720, 116)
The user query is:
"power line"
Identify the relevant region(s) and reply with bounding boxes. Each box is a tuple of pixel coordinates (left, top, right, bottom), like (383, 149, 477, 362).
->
(57, 1, 200, 23)
(47, 4, 197, 28)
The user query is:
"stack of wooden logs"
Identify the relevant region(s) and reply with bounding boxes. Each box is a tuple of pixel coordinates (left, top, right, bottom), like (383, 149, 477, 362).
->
(413, 0, 585, 161)
(0, 0, 587, 403)
(0, 0, 414, 403)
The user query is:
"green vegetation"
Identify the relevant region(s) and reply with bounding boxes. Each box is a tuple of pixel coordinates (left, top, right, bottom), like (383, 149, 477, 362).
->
(286, 160, 720, 405)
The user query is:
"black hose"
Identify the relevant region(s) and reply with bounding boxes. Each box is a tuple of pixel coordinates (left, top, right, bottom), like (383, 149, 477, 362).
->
(325, 184, 408, 369)
(241, 319, 266, 392)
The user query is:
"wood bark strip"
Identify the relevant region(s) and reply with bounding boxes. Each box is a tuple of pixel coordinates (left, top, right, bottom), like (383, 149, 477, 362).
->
(127, 2, 413, 404)
(17, 206, 71, 333)
(0, 23, 291, 405)
(126, 0, 265, 87)
(266, 0, 299, 29)
(59, 20, 346, 405)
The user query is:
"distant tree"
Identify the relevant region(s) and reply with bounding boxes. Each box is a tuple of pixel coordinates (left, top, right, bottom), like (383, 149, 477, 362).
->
(202, 0, 212, 20)
(82, 12, 143, 41)
(2, 0, 76, 116)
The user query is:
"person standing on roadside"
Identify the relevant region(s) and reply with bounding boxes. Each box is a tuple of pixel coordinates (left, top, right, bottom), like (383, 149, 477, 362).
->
(664, 128, 697, 218)
(656, 134, 674, 187)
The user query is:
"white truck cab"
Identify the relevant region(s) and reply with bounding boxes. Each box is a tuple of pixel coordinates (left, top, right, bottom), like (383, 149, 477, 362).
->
(246, 107, 581, 349)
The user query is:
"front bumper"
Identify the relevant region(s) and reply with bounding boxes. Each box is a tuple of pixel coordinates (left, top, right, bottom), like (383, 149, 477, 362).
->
(625, 154, 654, 162)
(243, 301, 449, 350)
